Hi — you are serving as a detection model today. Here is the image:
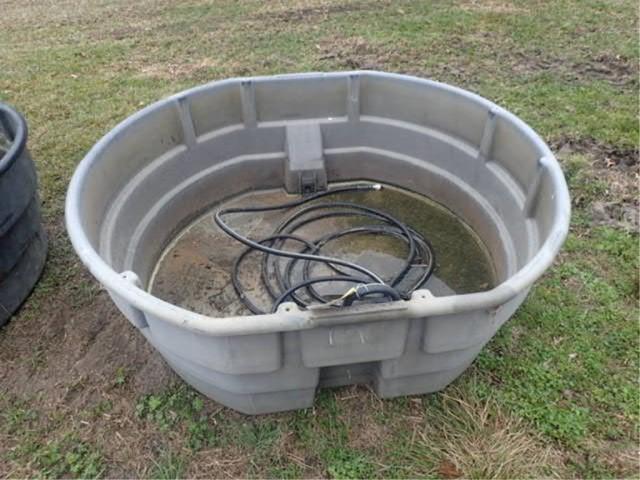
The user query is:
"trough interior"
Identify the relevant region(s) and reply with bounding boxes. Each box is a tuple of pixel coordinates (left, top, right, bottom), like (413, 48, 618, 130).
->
(147, 184, 497, 317)
(76, 74, 557, 312)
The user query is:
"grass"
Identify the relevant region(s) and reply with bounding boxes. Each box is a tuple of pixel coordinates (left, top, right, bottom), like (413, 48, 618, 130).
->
(396, 388, 557, 479)
(136, 386, 217, 451)
(150, 451, 188, 480)
(0, 0, 638, 478)
(1, 399, 105, 478)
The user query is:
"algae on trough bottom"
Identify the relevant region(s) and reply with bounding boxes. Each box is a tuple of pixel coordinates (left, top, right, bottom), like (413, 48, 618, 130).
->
(149, 184, 497, 317)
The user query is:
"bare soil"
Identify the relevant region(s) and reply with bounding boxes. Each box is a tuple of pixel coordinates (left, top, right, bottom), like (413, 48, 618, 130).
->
(0, 218, 177, 476)
(553, 136, 639, 231)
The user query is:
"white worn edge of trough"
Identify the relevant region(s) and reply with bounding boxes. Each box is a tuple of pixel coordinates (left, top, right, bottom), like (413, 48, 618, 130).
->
(64, 70, 571, 337)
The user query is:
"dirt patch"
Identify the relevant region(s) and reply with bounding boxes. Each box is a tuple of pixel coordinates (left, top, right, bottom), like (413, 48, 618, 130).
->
(316, 36, 398, 70)
(339, 386, 390, 451)
(513, 51, 638, 87)
(0, 288, 178, 476)
(0, 214, 179, 476)
(315, 36, 452, 81)
(316, 31, 636, 90)
(0, 288, 174, 404)
(585, 442, 640, 478)
(575, 53, 638, 86)
(552, 136, 639, 168)
(552, 136, 639, 231)
(0, 215, 175, 405)
(315, 35, 487, 87)
(258, 1, 383, 23)
(184, 448, 249, 478)
(590, 201, 638, 232)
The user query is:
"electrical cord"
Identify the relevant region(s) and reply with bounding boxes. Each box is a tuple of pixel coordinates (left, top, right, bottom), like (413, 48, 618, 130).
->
(214, 183, 435, 314)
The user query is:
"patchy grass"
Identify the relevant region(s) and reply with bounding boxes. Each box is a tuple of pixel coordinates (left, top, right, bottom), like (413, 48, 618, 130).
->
(136, 386, 217, 451)
(1, 398, 105, 478)
(476, 229, 638, 445)
(150, 450, 188, 480)
(0, 0, 638, 478)
(28, 439, 105, 479)
(393, 386, 559, 479)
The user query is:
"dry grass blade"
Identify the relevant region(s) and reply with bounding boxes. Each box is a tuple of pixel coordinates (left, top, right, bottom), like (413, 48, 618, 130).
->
(419, 387, 563, 479)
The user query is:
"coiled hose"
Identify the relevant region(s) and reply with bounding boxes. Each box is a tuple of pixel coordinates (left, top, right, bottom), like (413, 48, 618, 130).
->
(214, 184, 435, 314)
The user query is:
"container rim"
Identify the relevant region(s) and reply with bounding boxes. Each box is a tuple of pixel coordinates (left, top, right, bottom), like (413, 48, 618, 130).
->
(0, 102, 28, 175)
(65, 71, 571, 336)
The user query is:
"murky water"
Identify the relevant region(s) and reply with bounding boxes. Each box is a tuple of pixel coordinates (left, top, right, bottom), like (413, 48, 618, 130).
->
(149, 184, 496, 317)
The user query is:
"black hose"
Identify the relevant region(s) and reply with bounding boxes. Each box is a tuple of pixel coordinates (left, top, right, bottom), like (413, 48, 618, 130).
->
(215, 183, 435, 314)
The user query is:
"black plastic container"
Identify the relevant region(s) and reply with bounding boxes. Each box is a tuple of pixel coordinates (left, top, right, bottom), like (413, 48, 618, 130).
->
(0, 103, 47, 325)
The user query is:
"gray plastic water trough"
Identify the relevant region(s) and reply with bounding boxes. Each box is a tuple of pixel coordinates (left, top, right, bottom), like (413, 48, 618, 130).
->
(66, 71, 570, 414)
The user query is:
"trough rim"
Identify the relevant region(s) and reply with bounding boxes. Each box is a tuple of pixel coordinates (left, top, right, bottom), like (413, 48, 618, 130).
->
(65, 71, 571, 336)
(0, 102, 28, 175)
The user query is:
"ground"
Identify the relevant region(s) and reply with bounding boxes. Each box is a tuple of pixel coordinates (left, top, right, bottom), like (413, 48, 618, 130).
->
(0, 0, 638, 478)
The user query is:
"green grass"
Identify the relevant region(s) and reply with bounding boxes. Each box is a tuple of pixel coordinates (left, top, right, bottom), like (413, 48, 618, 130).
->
(1, 401, 105, 479)
(0, 0, 637, 478)
(288, 391, 379, 478)
(30, 439, 104, 479)
(150, 450, 187, 480)
(136, 385, 217, 451)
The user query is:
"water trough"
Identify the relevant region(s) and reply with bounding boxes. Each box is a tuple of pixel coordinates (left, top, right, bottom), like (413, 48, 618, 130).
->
(66, 71, 570, 414)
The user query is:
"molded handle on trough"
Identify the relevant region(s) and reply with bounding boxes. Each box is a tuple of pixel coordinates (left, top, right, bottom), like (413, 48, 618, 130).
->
(116, 271, 149, 330)
(277, 296, 411, 328)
